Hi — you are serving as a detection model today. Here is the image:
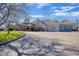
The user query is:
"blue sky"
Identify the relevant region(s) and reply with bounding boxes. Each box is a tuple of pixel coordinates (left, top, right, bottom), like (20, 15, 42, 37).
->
(26, 3, 79, 22)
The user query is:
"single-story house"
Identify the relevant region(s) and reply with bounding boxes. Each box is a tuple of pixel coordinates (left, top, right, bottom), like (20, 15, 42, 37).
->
(33, 20, 59, 31)
(33, 19, 79, 32)
(16, 23, 34, 31)
(3, 19, 78, 32)
(59, 20, 75, 32)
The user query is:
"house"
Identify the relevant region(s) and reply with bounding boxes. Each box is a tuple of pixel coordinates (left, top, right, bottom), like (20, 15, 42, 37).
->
(33, 20, 59, 31)
(11, 19, 79, 32)
(59, 20, 75, 32)
(75, 24, 79, 31)
(33, 19, 78, 32)
(17, 23, 34, 31)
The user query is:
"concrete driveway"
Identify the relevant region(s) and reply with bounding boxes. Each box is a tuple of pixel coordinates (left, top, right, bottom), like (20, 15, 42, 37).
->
(25, 32, 79, 47)
(0, 32, 79, 56)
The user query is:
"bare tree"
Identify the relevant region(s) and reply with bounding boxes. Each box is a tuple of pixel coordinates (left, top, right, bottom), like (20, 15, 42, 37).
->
(24, 18, 30, 24)
(76, 16, 79, 24)
(37, 19, 48, 31)
(0, 3, 28, 33)
(0, 3, 8, 26)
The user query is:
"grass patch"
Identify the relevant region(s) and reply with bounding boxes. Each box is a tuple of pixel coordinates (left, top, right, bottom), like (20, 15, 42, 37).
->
(0, 31, 25, 43)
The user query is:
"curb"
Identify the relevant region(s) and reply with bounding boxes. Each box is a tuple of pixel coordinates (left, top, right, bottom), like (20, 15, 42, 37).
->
(0, 34, 26, 46)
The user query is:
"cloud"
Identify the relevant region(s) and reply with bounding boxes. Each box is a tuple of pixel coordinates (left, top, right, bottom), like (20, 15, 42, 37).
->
(70, 12, 79, 16)
(60, 6, 75, 12)
(53, 6, 75, 12)
(27, 3, 49, 9)
(50, 6, 75, 13)
(53, 12, 68, 16)
(51, 12, 79, 16)
(30, 14, 44, 18)
(36, 3, 49, 9)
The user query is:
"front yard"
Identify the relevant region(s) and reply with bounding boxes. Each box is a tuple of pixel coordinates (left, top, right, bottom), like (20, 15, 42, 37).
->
(0, 31, 24, 43)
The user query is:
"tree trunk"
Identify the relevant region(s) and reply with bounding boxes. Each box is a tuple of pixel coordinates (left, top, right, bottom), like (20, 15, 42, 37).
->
(6, 22, 10, 34)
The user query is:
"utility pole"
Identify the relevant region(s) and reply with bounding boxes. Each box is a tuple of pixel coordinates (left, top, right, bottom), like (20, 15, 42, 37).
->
(76, 16, 79, 31)
(76, 16, 79, 24)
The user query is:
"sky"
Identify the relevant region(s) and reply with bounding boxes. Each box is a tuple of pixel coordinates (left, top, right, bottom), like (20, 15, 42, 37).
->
(26, 3, 79, 22)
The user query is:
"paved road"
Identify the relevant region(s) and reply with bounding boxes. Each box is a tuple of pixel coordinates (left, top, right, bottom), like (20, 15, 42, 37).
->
(0, 32, 79, 56)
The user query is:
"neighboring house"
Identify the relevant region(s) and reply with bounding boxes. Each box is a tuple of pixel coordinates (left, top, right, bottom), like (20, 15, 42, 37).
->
(33, 20, 59, 31)
(33, 20, 47, 31)
(75, 24, 79, 31)
(33, 19, 78, 32)
(0, 19, 78, 32)
(59, 20, 75, 32)
(6, 19, 78, 32)
(17, 23, 35, 31)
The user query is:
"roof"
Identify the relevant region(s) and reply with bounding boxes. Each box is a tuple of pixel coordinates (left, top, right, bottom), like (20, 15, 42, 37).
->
(33, 20, 59, 29)
(61, 20, 74, 25)
(18, 23, 34, 27)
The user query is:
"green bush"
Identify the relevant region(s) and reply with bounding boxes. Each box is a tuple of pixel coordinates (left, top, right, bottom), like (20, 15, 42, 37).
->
(0, 31, 24, 43)
(0, 29, 4, 31)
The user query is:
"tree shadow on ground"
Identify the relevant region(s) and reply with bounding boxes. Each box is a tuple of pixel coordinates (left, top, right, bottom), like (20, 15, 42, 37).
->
(2, 34, 79, 56)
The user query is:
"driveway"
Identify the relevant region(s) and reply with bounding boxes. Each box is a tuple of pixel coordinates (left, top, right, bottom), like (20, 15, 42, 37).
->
(0, 32, 79, 56)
